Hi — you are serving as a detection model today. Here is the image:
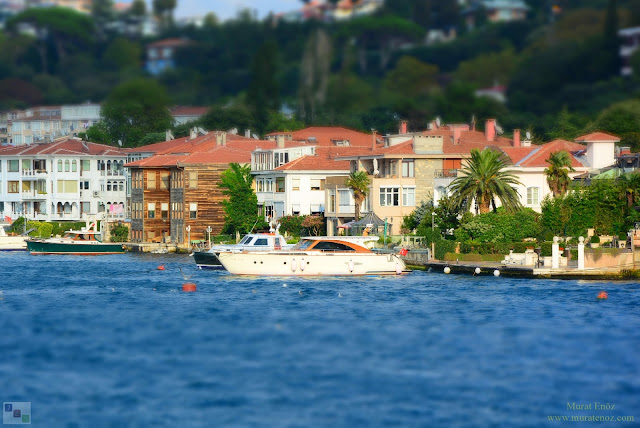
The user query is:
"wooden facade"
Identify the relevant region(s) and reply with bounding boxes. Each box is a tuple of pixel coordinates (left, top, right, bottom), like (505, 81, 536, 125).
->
(129, 163, 236, 244)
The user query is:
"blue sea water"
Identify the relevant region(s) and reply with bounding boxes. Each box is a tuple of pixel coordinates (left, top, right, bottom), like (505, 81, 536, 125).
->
(0, 252, 639, 427)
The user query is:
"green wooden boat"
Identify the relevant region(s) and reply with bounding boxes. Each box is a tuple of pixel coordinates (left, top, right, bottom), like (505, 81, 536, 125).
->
(27, 224, 124, 255)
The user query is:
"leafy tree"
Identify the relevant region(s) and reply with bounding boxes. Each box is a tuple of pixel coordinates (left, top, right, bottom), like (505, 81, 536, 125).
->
(454, 48, 517, 88)
(545, 151, 575, 197)
(546, 106, 584, 140)
(153, 0, 177, 30)
(265, 111, 305, 134)
(278, 215, 305, 236)
(110, 223, 129, 242)
(298, 29, 332, 124)
(82, 121, 110, 144)
(617, 172, 640, 207)
(138, 132, 167, 146)
(345, 171, 371, 221)
(449, 148, 523, 214)
(247, 39, 280, 135)
(101, 78, 173, 147)
(218, 163, 260, 235)
(102, 38, 141, 70)
(384, 56, 439, 98)
(301, 215, 324, 236)
(198, 105, 254, 134)
(129, 0, 146, 17)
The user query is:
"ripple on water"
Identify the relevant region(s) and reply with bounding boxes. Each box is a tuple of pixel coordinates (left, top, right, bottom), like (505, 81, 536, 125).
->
(0, 252, 639, 426)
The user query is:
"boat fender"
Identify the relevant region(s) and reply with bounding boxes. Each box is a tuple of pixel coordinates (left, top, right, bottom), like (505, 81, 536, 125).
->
(395, 262, 402, 275)
(291, 258, 297, 272)
(300, 258, 306, 271)
(348, 259, 354, 273)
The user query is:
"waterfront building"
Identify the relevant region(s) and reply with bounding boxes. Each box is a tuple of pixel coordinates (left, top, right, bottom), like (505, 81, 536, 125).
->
(125, 130, 275, 244)
(252, 127, 375, 221)
(0, 137, 127, 222)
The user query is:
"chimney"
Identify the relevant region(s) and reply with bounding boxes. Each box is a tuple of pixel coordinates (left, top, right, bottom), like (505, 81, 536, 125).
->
(371, 130, 377, 151)
(276, 135, 285, 148)
(165, 130, 174, 141)
(222, 132, 227, 146)
(453, 126, 462, 145)
(215, 132, 222, 146)
(399, 120, 408, 134)
(513, 129, 521, 147)
(245, 129, 251, 138)
(485, 119, 496, 142)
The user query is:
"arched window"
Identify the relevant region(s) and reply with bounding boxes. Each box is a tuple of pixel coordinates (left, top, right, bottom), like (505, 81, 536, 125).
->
(107, 181, 112, 191)
(57, 160, 63, 172)
(71, 160, 77, 172)
(64, 160, 70, 172)
(107, 160, 112, 175)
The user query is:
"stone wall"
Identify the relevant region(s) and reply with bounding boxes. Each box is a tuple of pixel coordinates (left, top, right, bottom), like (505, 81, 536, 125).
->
(415, 159, 439, 204)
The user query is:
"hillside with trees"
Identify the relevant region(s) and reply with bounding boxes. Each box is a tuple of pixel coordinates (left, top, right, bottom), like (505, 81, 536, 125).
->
(0, 0, 639, 147)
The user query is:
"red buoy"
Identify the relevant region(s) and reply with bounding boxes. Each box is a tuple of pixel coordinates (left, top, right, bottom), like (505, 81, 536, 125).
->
(597, 291, 608, 300)
(157, 265, 165, 271)
(182, 283, 197, 292)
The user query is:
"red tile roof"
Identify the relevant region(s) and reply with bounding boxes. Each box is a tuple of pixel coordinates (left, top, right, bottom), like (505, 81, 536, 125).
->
(501, 139, 586, 168)
(147, 38, 192, 48)
(274, 148, 351, 171)
(267, 126, 374, 147)
(575, 132, 620, 142)
(171, 106, 209, 117)
(125, 132, 276, 168)
(0, 138, 126, 157)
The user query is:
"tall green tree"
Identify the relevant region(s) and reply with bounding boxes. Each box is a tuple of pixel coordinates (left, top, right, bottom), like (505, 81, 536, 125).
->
(219, 163, 260, 235)
(345, 170, 371, 221)
(101, 78, 173, 146)
(153, 0, 176, 30)
(545, 151, 575, 198)
(247, 39, 280, 135)
(449, 148, 523, 214)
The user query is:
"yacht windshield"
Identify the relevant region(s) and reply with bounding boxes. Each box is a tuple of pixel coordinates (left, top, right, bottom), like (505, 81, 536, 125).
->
(292, 239, 314, 250)
(239, 236, 254, 245)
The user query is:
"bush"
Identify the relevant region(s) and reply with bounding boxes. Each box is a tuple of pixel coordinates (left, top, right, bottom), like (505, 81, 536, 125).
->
(541, 241, 553, 257)
(110, 223, 129, 242)
(434, 239, 457, 260)
(278, 215, 305, 237)
(590, 235, 600, 243)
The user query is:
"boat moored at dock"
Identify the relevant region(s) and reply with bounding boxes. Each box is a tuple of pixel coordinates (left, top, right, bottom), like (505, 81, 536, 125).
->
(216, 236, 409, 276)
(26, 223, 124, 255)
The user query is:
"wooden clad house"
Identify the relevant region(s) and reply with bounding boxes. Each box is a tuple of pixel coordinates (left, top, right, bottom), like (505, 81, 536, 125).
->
(126, 131, 275, 244)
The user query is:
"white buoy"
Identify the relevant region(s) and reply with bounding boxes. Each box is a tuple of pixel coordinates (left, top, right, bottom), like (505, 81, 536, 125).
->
(474, 267, 481, 275)
(348, 259, 354, 273)
(291, 258, 297, 272)
(300, 258, 306, 272)
(444, 266, 451, 274)
(493, 269, 500, 277)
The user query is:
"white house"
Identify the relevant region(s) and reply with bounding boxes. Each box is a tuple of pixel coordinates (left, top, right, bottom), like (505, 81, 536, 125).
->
(0, 138, 127, 222)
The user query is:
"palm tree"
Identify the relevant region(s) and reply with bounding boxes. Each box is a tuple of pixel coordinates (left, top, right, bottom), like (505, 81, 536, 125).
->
(345, 170, 371, 221)
(544, 151, 575, 197)
(449, 148, 522, 214)
(617, 172, 640, 208)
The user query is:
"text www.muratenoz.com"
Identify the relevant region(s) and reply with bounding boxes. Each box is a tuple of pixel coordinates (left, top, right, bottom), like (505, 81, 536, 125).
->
(547, 415, 635, 422)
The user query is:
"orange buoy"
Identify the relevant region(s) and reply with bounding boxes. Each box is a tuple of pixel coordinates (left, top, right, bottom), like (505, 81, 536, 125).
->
(182, 283, 197, 292)
(597, 291, 608, 300)
(157, 265, 165, 271)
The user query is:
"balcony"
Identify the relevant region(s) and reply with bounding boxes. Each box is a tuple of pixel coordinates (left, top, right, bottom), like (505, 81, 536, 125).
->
(434, 169, 458, 178)
(22, 169, 48, 179)
(21, 191, 47, 200)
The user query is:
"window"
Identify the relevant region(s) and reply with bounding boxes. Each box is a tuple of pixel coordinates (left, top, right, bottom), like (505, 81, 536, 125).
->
(527, 187, 540, 205)
(189, 203, 197, 219)
(292, 179, 300, 191)
(80, 181, 89, 190)
(8, 181, 19, 193)
(329, 190, 336, 213)
(81, 160, 90, 172)
(276, 177, 285, 193)
(402, 160, 415, 178)
(147, 172, 156, 189)
(57, 180, 78, 193)
(64, 160, 70, 172)
(402, 187, 416, 207)
(339, 190, 351, 209)
(313, 241, 355, 252)
(189, 172, 197, 188)
(160, 173, 169, 190)
(380, 187, 400, 206)
(8, 160, 18, 172)
(22, 160, 30, 171)
(254, 238, 268, 246)
(310, 179, 325, 191)
(107, 181, 112, 191)
(72, 160, 77, 172)
(161, 203, 169, 219)
(148, 202, 156, 219)
(265, 205, 274, 219)
(57, 160, 63, 172)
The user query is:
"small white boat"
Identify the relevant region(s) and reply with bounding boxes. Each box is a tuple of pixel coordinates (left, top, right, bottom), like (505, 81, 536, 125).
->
(216, 236, 409, 276)
(192, 232, 291, 269)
